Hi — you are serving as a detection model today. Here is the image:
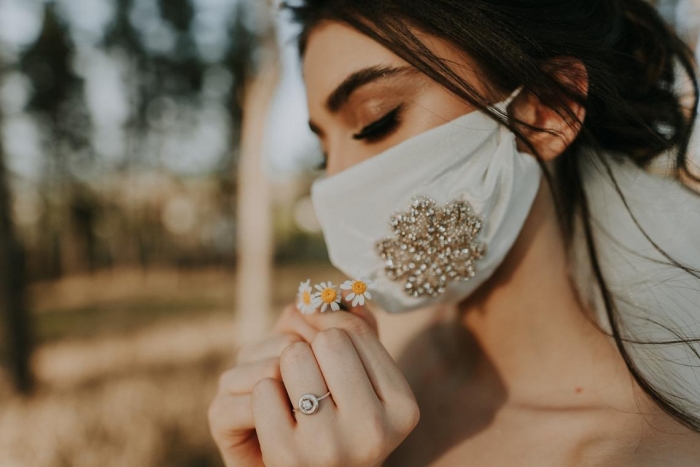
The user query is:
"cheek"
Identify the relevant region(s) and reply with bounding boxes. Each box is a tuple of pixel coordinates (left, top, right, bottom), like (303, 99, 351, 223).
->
(408, 86, 475, 129)
(325, 139, 375, 176)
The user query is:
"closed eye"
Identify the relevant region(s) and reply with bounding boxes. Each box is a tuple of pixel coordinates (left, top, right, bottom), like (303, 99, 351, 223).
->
(352, 104, 403, 142)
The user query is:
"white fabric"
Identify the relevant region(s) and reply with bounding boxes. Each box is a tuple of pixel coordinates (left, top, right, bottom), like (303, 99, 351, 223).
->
(311, 91, 542, 313)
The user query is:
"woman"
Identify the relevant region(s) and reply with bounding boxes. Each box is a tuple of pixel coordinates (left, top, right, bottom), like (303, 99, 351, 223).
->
(208, 0, 700, 465)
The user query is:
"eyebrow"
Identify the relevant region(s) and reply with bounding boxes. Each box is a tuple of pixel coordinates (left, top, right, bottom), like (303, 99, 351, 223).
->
(308, 65, 417, 138)
(325, 65, 414, 112)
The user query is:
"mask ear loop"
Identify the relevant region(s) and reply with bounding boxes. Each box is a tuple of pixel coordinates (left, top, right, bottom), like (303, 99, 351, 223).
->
(488, 85, 525, 138)
(489, 85, 525, 115)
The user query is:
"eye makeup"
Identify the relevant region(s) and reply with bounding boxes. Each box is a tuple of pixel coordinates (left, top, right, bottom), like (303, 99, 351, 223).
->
(352, 104, 404, 142)
(314, 103, 404, 171)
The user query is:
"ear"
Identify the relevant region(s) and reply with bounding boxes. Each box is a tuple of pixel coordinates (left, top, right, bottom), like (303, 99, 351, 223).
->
(508, 58, 589, 161)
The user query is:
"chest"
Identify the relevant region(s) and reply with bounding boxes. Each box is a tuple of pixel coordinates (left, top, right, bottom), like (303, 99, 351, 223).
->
(385, 402, 636, 467)
(384, 324, 666, 467)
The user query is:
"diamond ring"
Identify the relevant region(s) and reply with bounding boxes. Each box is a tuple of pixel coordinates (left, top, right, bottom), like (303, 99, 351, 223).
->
(292, 391, 331, 415)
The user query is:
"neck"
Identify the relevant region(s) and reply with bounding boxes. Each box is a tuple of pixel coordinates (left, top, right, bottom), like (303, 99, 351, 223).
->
(458, 178, 636, 409)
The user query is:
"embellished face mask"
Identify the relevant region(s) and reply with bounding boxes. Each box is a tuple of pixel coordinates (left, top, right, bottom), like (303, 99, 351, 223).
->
(310, 87, 542, 313)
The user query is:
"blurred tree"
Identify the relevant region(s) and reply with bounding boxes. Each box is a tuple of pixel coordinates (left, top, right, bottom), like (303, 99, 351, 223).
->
(103, 0, 206, 166)
(222, 1, 260, 174)
(0, 68, 34, 394)
(20, 3, 92, 179)
(102, 0, 148, 171)
(19, 3, 93, 277)
(100, 0, 260, 267)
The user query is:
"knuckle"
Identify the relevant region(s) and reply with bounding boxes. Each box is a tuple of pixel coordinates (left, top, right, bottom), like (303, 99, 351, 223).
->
(217, 368, 236, 393)
(279, 340, 311, 365)
(234, 343, 254, 364)
(207, 397, 227, 440)
(278, 303, 301, 325)
(207, 397, 219, 426)
(261, 357, 282, 380)
(311, 327, 348, 352)
(251, 377, 277, 400)
(279, 333, 303, 350)
(341, 314, 373, 336)
(394, 396, 421, 432)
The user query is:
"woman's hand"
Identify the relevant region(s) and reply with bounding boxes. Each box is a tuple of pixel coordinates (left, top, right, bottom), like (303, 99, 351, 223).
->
(209, 330, 305, 467)
(207, 303, 349, 467)
(251, 304, 420, 467)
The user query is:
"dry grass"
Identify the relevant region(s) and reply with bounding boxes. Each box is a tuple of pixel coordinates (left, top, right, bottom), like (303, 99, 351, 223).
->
(0, 313, 236, 467)
(0, 265, 339, 467)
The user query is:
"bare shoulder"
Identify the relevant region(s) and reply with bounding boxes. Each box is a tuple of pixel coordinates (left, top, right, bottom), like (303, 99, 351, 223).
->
(635, 424, 700, 466)
(574, 413, 700, 467)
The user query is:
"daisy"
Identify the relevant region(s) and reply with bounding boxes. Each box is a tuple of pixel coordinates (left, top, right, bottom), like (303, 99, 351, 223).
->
(296, 279, 317, 315)
(340, 277, 375, 307)
(313, 281, 341, 312)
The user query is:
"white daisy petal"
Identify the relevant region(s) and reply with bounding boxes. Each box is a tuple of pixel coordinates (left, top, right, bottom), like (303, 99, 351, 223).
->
(352, 295, 360, 307)
(321, 303, 328, 313)
(330, 302, 340, 311)
(365, 291, 372, 300)
(357, 295, 365, 306)
(345, 292, 356, 301)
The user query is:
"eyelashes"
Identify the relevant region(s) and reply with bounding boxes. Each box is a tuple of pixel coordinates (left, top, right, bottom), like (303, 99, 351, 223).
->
(315, 104, 405, 170)
(352, 104, 403, 142)
(317, 152, 328, 170)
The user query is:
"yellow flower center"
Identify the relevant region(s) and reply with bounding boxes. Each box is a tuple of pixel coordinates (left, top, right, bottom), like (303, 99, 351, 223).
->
(321, 288, 337, 304)
(302, 291, 311, 305)
(351, 281, 367, 295)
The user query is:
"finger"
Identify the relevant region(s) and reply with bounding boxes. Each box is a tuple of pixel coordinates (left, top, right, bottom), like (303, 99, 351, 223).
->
(251, 378, 295, 456)
(236, 333, 302, 365)
(218, 357, 281, 395)
(279, 341, 334, 420)
(302, 311, 411, 403)
(272, 304, 319, 342)
(208, 393, 254, 438)
(311, 327, 380, 414)
(340, 290, 378, 335)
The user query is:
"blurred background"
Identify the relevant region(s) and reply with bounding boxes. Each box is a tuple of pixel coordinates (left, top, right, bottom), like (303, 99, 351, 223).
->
(0, 1, 697, 466)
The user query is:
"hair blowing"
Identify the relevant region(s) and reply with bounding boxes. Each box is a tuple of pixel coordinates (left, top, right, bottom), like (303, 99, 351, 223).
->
(284, 0, 700, 431)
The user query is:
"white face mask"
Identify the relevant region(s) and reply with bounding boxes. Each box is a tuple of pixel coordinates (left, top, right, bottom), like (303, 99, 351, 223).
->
(310, 88, 541, 313)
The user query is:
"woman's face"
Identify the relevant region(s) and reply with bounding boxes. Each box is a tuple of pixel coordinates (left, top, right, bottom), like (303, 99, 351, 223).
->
(302, 21, 491, 176)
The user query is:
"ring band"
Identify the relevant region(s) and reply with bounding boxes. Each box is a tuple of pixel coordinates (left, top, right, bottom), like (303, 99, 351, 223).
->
(293, 391, 331, 415)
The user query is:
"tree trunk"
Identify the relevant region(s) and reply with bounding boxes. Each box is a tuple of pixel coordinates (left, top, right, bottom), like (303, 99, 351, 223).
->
(0, 78, 34, 394)
(235, 31, 279, 345)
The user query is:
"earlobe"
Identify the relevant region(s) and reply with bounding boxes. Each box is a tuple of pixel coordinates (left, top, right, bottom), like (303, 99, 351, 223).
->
(509, 58, 589, 161)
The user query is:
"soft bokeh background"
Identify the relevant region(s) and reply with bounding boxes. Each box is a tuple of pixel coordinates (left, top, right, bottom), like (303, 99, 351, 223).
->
(0, 1, 697, 466)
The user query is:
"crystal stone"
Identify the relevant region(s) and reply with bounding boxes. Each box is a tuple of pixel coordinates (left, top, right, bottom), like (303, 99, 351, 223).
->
(375, 196, 487, 298)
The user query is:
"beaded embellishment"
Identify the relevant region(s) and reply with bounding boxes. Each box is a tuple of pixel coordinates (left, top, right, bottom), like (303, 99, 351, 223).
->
(375, 196, 487, 298)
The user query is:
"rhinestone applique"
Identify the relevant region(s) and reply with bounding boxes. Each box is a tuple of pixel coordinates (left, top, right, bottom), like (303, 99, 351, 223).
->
(375, 196, 487, 298)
